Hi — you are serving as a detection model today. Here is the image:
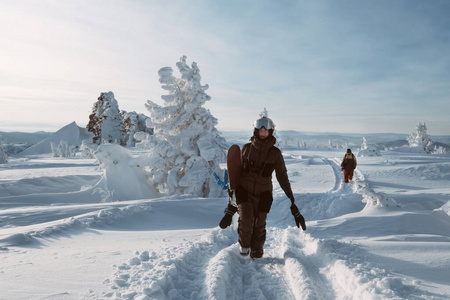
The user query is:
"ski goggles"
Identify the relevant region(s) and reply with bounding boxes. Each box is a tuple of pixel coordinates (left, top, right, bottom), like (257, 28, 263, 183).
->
(254, 117, 275, 130)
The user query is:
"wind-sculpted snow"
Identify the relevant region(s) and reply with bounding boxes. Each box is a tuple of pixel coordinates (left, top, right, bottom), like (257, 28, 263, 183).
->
(0, 203, 153, 247)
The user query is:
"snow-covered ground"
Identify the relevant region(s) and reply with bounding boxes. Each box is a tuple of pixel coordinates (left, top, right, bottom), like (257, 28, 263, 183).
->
(1, 145, 449, 299)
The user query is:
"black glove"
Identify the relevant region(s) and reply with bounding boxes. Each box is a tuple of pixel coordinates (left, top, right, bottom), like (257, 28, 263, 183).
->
(290, 204, 306, 230)
(219, 203, 238, 229)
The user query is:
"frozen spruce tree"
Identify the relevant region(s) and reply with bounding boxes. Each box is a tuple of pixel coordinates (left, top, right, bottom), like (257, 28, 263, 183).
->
(87, 92, 126, 146)
(145, 56, 227, 197)
(361, 137, 368, 150)
(122, 111, 153, 147)
(407, 122, 433, 153)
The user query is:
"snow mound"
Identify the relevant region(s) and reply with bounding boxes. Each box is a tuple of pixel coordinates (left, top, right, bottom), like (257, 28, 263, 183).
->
(18, 121, 93, 156)
(357, 145, 381, 157)
(94, 144, 160, 201)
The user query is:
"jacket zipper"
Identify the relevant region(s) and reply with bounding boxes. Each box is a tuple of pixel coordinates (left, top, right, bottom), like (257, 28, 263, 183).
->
(252, 145, 262, 194)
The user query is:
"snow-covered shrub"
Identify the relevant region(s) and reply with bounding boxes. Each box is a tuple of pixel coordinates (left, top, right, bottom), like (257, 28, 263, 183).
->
(51, 142, 58, 157)
(0, 140, 8, 164)
(80, 140, 97, 158)
(358, 145, 381, 157)
(358, 137, 381, 157)
(361, 137, 368, 150)
(87, 92, 126, 146)
(328, 140, 340, 149)
(144, 56, 227, 197)
(434, 145, 448, 154)
(69, 145, 77, 156)
(297, 141, 308, 149)
(407, 122, 433, 153)
(51, 141, 73, 157)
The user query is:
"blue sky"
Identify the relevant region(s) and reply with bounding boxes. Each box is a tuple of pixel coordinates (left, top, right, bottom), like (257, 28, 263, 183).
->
(1, 0, 449, 135)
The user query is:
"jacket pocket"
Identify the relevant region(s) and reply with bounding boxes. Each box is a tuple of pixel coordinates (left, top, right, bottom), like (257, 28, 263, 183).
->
(258, 191, 273, 213)
(235, 185, 248, 205)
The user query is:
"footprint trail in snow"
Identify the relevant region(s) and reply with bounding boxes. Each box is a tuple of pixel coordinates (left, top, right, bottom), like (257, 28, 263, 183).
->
(86, 154, 426, 299)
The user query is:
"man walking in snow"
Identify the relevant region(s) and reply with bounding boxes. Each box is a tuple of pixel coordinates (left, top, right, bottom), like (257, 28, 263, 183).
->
(219, 114, 306, 259)
(341, 148, 357, 183)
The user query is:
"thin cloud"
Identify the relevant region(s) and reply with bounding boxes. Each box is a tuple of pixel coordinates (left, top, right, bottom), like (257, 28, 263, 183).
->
(1, 1, 449, 134)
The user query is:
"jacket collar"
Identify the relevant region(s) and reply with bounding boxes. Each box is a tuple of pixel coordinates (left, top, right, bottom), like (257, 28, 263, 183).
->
(251, 135, 276, 150)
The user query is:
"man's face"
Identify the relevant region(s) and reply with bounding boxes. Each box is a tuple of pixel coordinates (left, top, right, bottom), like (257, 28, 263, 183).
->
(258, 127, 269, 139)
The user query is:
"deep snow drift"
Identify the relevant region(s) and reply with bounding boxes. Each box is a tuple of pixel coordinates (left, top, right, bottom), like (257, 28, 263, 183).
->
(0, 138, 449, 299)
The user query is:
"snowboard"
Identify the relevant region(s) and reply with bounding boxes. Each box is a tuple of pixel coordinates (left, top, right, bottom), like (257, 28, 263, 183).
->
(227, 144, 242, 190)
(227, 144, 241, 230)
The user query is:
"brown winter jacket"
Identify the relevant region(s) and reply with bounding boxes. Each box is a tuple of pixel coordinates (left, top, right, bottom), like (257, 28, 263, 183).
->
(236, 136, 294, 212)
(341, 153, 357, 171)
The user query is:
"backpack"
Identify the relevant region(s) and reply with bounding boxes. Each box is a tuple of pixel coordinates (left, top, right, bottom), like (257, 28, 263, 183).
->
(343, 153, 356, 169)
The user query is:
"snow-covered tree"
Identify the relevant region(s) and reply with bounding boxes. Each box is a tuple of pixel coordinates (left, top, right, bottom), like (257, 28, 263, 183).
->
(122, 111, 153, 147)
(361, 137, 368, 150)
(87, 92, 126, 146)
(80, 140, 96, 158)
(51, 141, 76, 157)
(51, 141, 60, 157)
(407, 122, 433, 153)
(144, 56, 227, 197)
(0, 140, 8, 164)
(434, 145, 448, 154)
(297, 141, 307, 149)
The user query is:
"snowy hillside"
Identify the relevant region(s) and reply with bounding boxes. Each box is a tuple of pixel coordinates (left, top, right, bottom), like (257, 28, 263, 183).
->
(0, 135, 449, 299)
(0, 131, 52, 145)
(16, 121, 93, 156)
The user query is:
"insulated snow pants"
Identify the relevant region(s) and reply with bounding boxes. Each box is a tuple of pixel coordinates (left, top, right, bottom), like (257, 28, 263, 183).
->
(343, 168, 354, 183)
(237, 192, 268, 257)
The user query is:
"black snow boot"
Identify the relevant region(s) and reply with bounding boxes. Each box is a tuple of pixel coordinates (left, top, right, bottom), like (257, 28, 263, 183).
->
(251, 248, 263, 259)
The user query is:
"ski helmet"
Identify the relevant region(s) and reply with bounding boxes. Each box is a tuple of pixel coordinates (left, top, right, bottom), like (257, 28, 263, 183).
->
(254, 116, 275, 130)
